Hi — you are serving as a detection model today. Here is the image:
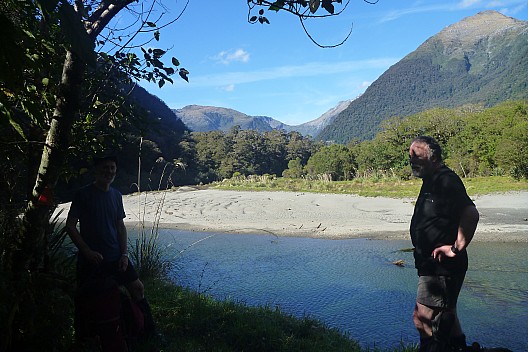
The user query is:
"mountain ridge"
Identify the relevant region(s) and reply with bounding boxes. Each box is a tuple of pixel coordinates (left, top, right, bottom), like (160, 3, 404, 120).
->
(317, 11, 528, 143)
(171, 99, 352, 137)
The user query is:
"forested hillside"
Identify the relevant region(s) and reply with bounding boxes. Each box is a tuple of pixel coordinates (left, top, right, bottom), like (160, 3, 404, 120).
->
(318, 11, 528, 143)
(172, 100, 528, 183)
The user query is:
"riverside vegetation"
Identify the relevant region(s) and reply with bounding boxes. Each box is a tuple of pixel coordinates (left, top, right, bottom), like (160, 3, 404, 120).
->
(213, 174, 528, 198)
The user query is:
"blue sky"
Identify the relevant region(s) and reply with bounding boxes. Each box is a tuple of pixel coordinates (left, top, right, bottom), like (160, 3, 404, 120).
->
(133, 1, 528, 126)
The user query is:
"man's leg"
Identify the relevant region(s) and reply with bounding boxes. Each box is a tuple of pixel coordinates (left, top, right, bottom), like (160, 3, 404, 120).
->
(414, 302, 445, 351)
(415, 275, 466, 351)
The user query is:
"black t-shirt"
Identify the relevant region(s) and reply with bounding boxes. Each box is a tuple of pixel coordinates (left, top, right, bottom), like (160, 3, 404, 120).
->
(410, 166, 475, 276)
(68, 184, 126, 262)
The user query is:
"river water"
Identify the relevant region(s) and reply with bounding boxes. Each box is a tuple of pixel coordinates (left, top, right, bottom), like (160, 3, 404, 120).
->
(154, 230, 527, 351)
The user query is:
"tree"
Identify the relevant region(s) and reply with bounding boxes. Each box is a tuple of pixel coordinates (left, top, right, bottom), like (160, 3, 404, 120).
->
(1, 0, 187, 348)
(283, 158, 306, 178)
(306, 144, 356, 180)
(247, 0, 379, 47)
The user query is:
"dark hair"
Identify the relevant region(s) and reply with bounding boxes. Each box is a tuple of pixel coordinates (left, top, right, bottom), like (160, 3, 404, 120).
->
(93, 155, 118, 167)
(411, 136, 442, 162)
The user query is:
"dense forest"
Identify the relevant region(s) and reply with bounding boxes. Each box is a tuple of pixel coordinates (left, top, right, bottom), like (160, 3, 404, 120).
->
(129, 100, 525, 190)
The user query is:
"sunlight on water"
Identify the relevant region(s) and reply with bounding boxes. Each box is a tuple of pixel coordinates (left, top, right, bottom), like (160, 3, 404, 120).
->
(154, 230, 527, 351)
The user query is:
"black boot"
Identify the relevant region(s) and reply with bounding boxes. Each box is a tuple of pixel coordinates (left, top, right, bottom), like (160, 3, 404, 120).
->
(450, 334, 468, 351)
(136, 298, 156, 339)
(419, 337, 433, 352)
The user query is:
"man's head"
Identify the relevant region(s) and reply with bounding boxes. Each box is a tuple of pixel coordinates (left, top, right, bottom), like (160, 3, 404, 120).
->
(93, 155, 118, 189)
(409, 136, 443, 178)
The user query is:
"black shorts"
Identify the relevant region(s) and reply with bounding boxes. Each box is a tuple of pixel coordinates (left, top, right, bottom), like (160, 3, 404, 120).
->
(416, 274, 465, 309)
(77, 256, 139, 286)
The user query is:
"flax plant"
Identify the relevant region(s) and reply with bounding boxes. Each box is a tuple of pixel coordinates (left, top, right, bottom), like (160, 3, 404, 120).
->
(130, 138, 184, 279)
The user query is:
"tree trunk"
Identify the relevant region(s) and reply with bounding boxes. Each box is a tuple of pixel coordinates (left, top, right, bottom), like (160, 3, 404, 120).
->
(13, 50, 85, 273)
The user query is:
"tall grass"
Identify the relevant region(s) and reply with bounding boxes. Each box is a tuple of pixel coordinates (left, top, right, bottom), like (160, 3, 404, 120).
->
(129, 137, 181, 279)
(0, 208, 76, 351)
(213, 175, 528, 198)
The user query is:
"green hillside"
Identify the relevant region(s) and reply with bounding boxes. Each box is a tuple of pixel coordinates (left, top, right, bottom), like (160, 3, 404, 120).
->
(318, 11, 528, 143)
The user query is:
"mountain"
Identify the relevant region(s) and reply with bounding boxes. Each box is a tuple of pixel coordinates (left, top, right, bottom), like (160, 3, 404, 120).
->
(318, 11, 528, 143)
(172, 105, 281, 133)
(172, 100, 351, 137)
(293, 99, 352, 137)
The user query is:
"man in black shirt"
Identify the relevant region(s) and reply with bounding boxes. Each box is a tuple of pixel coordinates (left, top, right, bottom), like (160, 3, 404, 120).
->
(409, 136, 479, 352)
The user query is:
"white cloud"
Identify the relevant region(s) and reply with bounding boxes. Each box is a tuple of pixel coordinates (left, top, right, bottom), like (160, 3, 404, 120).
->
(378, 0, 526, 22)
(498, 2, 528, 15)
(358, 81, 371, 90)
(222, 84, 236, 92)
(213, 49, 250, 65)
(458, 0, 482, 9)
(191, 58, 399, 88)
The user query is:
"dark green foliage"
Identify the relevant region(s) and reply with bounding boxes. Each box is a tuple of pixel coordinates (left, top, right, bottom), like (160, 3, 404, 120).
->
(351, 100, 528, 179)
(186, 128, 318, 183)
(0, 210, 76, 351)
(306, 144, 357, 180)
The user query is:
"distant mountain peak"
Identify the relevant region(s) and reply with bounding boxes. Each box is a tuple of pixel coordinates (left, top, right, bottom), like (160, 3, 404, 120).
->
(424, 11, 525, 53)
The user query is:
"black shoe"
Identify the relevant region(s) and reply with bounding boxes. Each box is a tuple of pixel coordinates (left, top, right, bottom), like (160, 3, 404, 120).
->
(468, 342, 513, 352)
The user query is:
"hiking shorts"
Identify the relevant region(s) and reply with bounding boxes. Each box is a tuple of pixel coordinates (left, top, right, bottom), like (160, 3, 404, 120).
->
(416, 274, 465, 309)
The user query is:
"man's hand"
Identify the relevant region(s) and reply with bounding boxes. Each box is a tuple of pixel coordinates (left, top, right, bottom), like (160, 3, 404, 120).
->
(83, 249, 104, 265)
(118, 255, 129, 272)
(432, 245, 456, 262)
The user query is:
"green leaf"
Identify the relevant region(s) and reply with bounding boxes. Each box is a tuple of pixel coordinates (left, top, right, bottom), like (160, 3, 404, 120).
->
(309, 0, 320, 13)
(172, 57, 180, 66)
(8, 115, 28, 141)
(322, 0, 334, 14)
(269, 0, 285, 11)
(35, 0, 60, 21)
(146, 21, 157, 27)
(154, 30, 160, 41)
(152, 49, 166, 58)
(158, 79, 165, 88)
(151, 58, 164, 68)
(42, 77, 50, 86)
(179, 68, 189, 82)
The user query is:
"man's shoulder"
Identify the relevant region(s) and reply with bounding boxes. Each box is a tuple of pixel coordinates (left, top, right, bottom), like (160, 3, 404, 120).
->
(108, 186, 123, 196)
(434, 166, 463, 182)
(73, 183, 94, 198)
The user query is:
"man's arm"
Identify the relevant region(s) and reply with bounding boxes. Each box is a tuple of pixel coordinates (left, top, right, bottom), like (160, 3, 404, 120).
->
(454, 205, 479, 252)
(117, 218, 129, 271)
(65, 215, 103, 264)
(432, 205, 479, 261)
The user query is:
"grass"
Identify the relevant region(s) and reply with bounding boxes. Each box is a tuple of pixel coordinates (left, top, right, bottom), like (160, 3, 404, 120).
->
(212, 175, 528, 198)
(143, 278, 418, 352)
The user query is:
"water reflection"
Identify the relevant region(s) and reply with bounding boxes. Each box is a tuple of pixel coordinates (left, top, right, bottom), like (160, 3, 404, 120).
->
(154, 230, 527, 351)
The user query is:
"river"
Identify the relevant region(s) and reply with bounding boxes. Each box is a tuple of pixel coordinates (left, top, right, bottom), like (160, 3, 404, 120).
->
(153, 230, 527, 351)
